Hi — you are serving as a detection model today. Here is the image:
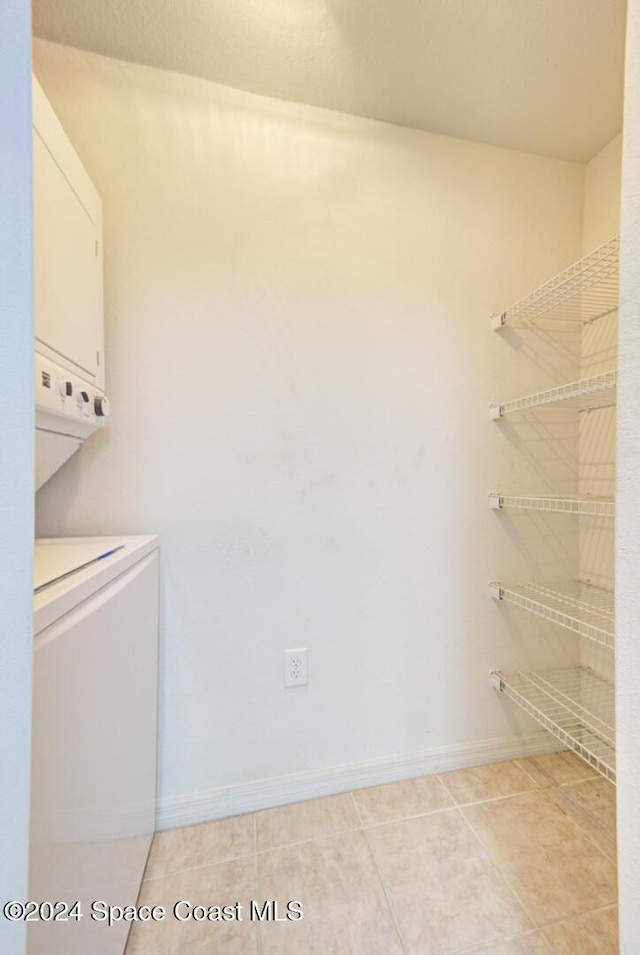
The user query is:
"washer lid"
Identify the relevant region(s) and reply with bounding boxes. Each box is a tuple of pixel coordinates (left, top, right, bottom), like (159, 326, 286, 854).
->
(34, 539, 126, 593)
(33, 535, 159, 636)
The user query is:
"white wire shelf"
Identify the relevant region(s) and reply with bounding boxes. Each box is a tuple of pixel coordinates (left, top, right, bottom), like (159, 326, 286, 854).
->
(489, 371, 617, 419)
(491, 667, 615, 783)
(491, 236, 619, 330)
(490, 579, 615, 649)
(488, 493, 615, 518)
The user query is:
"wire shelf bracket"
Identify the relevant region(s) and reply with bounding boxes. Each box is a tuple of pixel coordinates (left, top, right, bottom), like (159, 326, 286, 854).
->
(491, 667, 615, 783)
(488, 493, 615, 518)
(491, 237, 619, 331)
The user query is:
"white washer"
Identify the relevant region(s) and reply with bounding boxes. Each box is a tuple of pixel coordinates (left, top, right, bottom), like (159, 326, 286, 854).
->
(29, 536, 159, 955)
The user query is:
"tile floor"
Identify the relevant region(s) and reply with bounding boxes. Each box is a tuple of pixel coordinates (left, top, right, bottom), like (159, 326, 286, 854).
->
(125, 752, 618, 954)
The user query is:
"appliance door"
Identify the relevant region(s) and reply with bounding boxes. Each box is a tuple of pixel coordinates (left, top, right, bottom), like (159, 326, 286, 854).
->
(28, 551, 159, 955)
(33, 104, 103, 384)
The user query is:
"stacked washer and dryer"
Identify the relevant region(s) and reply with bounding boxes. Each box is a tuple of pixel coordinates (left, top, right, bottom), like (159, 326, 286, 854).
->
(31, 78, 159, 955)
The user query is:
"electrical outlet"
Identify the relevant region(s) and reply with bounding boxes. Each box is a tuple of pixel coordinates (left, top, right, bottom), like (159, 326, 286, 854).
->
(284, 648, 308, 688)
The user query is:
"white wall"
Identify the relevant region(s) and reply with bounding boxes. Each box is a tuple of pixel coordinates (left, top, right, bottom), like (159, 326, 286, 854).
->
(616, 0, 640, 947)
(34, 41, 586, 822)
(0, 2, 34, 952)
(583, 135, 623, 251)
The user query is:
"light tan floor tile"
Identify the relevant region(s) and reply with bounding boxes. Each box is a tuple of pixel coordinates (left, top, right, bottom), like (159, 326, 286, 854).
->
(255, 793, 360, 851)
(580, 824, 616, 863)
(257, 829, 403, 954)
(461, 790, 589, 866)
(548, 783, 617, 863)
(366, 810, 531, 954)
(543, 905, 618, 954)
(126, 856, 258, 954)
(557, 808, 617, 863)
(143, 815, 255, 880)
(126, 758, 619, 953)
(462, 790, 617, 925)
(498, 841, 617, 926)
(465, 930, 552, 953)
(516, 752, 598, 789)
(353, 774, 454, 827)
(439, 760, 538, 805)
(555, 778, 616, 836)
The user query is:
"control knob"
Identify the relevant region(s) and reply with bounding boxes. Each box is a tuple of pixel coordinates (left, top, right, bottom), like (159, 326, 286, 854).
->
(94, 396, 110, 418)
(58, 380, 73, 398)
(77, 390, 90, 407)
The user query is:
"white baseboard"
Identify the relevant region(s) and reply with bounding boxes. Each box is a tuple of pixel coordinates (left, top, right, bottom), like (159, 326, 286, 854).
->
(156, 730, 562, 831)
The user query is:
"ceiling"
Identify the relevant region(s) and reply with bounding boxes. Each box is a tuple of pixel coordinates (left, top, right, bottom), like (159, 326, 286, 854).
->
(32, 0, 626, 163)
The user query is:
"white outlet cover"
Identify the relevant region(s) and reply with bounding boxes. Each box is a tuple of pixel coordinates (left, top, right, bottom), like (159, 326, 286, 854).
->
(284, 648, 308, 688)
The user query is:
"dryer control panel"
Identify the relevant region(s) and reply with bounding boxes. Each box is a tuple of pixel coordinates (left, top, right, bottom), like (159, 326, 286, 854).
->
(36, 352, 108, 440)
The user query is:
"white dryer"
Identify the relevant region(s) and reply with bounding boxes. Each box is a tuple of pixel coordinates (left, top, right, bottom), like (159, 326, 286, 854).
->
(28, 536, 159, 955)
(33, 76, 109, 490)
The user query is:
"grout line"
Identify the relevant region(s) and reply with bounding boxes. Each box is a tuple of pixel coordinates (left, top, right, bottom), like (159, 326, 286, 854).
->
(349, 789, 366, 830)
(254, 790, 552, 854)
(449, 927, 554, 955)
(254, 815, 262, 955)
(539, 900, 619, 928)
(436, 766, 552, 810)
(514, 754, 600, 790)
(435, 771, 457, 804)
(555, 797, 616, 838)
(459, 804, 540, 931)
(358, 803, 458, 832)
(555, 775, 617, 807)
(255, 823, 364, 856)
(428, 773, 458, 809)
(142, 849, 256, 883)
(142, 821, 262, 884)
(549, 789, 618, 864)
(361, 824, 408, 954)
(513, 757, 554, 787)
(557, 773, 610, 790)
(478, 860, 544, 936)
(537, 901, 618, 939)
(540, 929, 556, 955)
(451, 805, 487, 852)
(444, 784, 546, 811)
(253, 801, 480, 851)
(460, 781, 617, 933)
(540, 932, 557, 955)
